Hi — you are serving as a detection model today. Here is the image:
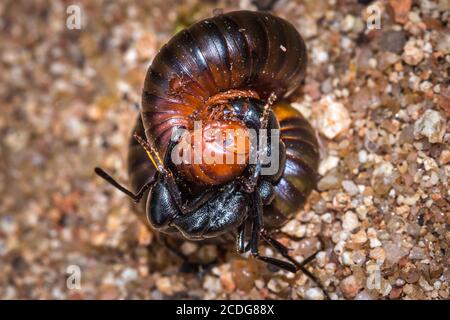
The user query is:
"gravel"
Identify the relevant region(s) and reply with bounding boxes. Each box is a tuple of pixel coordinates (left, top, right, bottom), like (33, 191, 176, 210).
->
(0, 0, 448, 300)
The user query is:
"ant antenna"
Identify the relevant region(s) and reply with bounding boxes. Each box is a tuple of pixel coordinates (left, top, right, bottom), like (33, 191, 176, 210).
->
(133, 132, 167, 175)
(260, 92, 277, 129)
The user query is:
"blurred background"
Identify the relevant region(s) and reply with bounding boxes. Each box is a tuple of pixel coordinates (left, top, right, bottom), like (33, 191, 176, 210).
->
(0, 0, 448, 299)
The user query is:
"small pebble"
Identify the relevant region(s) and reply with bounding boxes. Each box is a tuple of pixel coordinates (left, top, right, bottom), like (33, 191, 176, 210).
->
(267, 278, 289, 293)
(203, 275, 222, 293)
(354, 290, 374, 300)
(342, 211, 360, 232)
(414, 109, 446, 143)
(388, 0, 412, 24)
(231, 260, 258, 292)
(318, 173, 342, 191)
(220, 270, 236, 293)
(409, 247, 426, 260)
(352, 251, 366, 266)
(305, 287, 325, 300)
(341, 251, 354, 266)
(402, 41, 424, 66)
(342, 180, 359, 196)
(379, 31, 407, 53)
(340, 275, 362, 299)
(314, 96, 351, 139)
(281, 220, 306, 238)
(439, 150, 450, 165)
(351, 230, 368, 244)
(180, 242, 198, 256)
(318, 156, 340, 175)
(370, 247, 386, 263)
(156, 277, 174, 296)
(371, 162, 397, 196)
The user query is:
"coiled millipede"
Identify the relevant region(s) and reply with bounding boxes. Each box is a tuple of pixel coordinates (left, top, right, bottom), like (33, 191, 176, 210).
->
(96, 10, 326, 297)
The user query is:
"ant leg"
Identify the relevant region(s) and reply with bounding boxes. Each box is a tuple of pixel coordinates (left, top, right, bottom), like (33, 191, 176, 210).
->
(249, 192, 263, 251)
(239, 164, 261, 193)
(297, 262, 330, 300)
(236, 221, 252, 254)
(260, 230, 318, 266)
(236, 223, 247, 254)
(248, 192, 298, 273)
(94, 167, 155, 203)
(237, 215, 295, 271)
(246, 192, 330, 299)
(260, 230, 330, 300)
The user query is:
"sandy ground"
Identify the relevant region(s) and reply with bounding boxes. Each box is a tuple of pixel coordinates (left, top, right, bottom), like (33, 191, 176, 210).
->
(0, 0, 448, 299)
